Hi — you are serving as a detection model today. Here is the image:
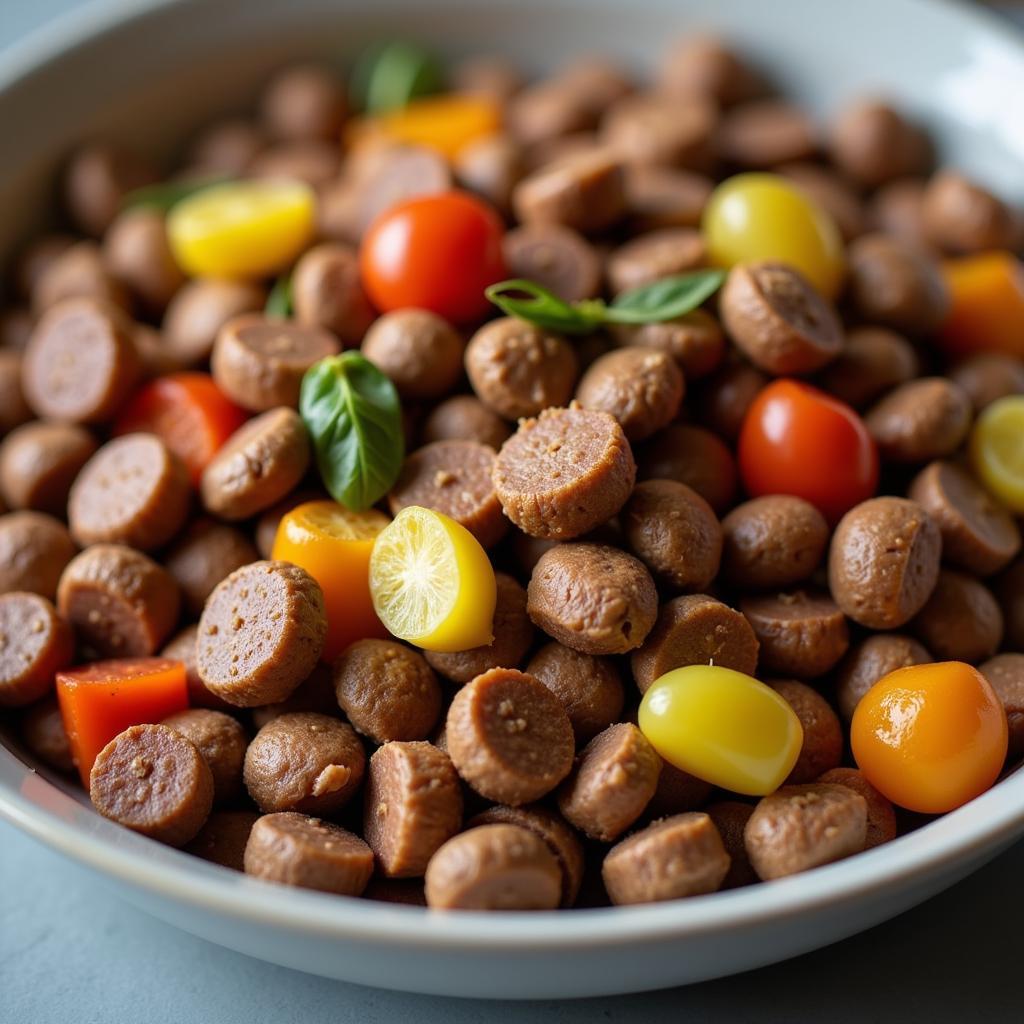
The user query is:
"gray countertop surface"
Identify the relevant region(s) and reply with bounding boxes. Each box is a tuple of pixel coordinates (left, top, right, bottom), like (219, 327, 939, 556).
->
(3, 1, 1024, 1021)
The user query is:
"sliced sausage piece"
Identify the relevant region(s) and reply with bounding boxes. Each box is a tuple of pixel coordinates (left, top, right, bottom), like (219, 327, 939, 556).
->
(603, 812, 730, 905)
(161, 625, 232, 711)
(161, 708, 248, 804)
(162, 279, 266, 368)
(57, 545, 179, 657)
(622, 479, 721, 591)
(526, 642, 625, 745)
(623, 165, 714, 232)
(493, 405, 635, 540)
(333, 639, 442, 744)
(502, 224, 602, 302)
(200, 407, 310, 521)
(610, 308, 725, 380)
(605, 228, 705, 294)
(164, 520, 260, 617)
(816, 325, 920, 409)
(720, 262, 843, 375)
(740, 591, 850, 679)
(426, 573, 534, 685)
(828, 100, 931, 189)
(632, 594, 760, 694)
(979, 654, 1024, 762)
(0, 421, 97, 514)
(706, 801, 757, 888)
(0, 511, 77, 601)
(363, 741, 463, 878)
(717, 100, 817, 168)
(467, 804, 584, 907)
(911, 569, 1003, 663)
(817, 767, 897, 849)
(361, 309, 465, 401)
(68, 434, 191, 551)
(512, 150, 625, 234)
(645, 760, 714, 820)
(425, 823, 562, 910)
(744, 783, 867, 880)
(637, 421, 738, 515)
(22, 298, 140, 423)
(197, 561, 326, 707)
(244, 712, 365, 816)
(908, 460, 1020, 576)
(291, 242, 374, 348)
(445, 667, 575, 805)
(834, 633, 931, 723)
(557, 722, 661, 842)
(828, 497, 942, 629)
(185, 809, 260, 871)
(421, 395, 512, 451)
(20, 695, 75, 774)
(388, 440, 507, 549)
(90, 724, 213, 847)
(865, 378, 972, 463)
(0, 350, 32, 437)
(244, 812, 373, 896)
(527, 543, 657, 655)
(0, 593, 74, 707)
(771, 680, 843, 783)
(211, 314, 340, 411)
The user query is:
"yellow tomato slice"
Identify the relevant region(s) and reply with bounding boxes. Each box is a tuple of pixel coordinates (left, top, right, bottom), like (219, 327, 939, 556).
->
(970, 396, 1024, 513)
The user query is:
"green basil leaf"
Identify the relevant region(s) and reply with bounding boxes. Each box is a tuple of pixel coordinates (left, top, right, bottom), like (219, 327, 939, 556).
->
(603, 269, 726, 325)
(299, 353, 404, 511)
(484, 279, 604, 335)
(121, 174, 232, 213)
(351, 40, 444, 115)
(265, 275, 293, 318)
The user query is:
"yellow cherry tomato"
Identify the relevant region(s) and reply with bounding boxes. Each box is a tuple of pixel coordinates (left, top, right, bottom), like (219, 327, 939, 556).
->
(970, 396, 1024, 514)
(638, 665, 803, 796)
(702, 172, 845, 298)
(368, 505, 496, 652)
(852, 662, 1007, 814)
(167, 179, 316, 279)
(272, 501, 390, 663)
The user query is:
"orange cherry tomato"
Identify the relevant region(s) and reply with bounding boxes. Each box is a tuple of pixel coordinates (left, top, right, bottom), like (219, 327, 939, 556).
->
(852, 662, 1008, 814)
(738, 378, 879, 523)
(115, 372, 247, 486)
(360, 190, 506, 324)
(940, 251, 1024, 359)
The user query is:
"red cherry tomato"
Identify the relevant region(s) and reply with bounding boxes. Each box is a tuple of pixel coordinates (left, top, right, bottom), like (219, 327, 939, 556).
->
(738, 379, 879, 522)
(360, 190, 506, 324)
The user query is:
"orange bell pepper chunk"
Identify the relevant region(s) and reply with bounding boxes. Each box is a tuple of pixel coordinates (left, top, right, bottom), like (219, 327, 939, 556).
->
(940, 251, 1024, 358)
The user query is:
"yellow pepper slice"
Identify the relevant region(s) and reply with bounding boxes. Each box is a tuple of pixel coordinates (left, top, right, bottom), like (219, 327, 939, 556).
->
(167, 179, 316, 279)
(368, 505, 496, 652)
(970, 396, 1024, 514)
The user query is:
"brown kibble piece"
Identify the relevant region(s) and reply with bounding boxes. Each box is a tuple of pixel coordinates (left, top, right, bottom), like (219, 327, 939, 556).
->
(658, 35, 766, 106)
(834, 633, 931, 723)
(817, 326, 920, 409)
(0, 593, 73, 708)
(164, 520, 259, 617)
(291, 243, 373, 348)
(162, 279, 266, 368)
(0, 351, 32, 436)
(557, 723, 661, 842)
(250, 664, 338, 730)
(455, 134, 525, 216)
(771, 680, 843, 783)
(244, 712, 365, 815)
(502, 224, 601, 303)
(865, 378, 971, 463)
(745, 784, 867, 880)
(606, 228, 705, 294)
(90, 724, 213, 847)
(446, 668, 575, 805)
(63, 143, 156, 237)
(0, 421, 97, 514)
(637, 422, 737, 514)
(601, 94, 717, 172)
(32, 241, 130, 315)
(512, 150, 625, 234)
(0, 511, 77, 601)
(611, 308, 725, 382)
(20, 696, 75, 774)
(421, 395, 512, 452)
(921, 171, 1020, 255)
(949, 354, 1024, 414)
(334, 639, 442, 744)
(979, 654, 1024, 761)
(363, 741, 463, 878)
(741, 591, 849, 679)
(102, 207, 185, 315)
(244, 812, 373, 896)
(870, 178, 931, 247)
(911, 569, 1002, 663)
(361, 309, 465, 401)
(828, 497, 942, 629)
(15, 233, 76, 300)
(58, 545, 179, 657)
(260, 63, 346, 142)
(779, 163, 867, 242)
(645, 761, 713, 820)
(817, 768, 897, 849)
(829, 100, 931, 188)
(425, 824, 562, 910)
(717, 100, 817, 168)
(185, 810, 260, 871)
(188, 119, 267, 175)
(161, 708, 247, 804)
(698, 359, 768, 442)
(632, 594, 760, 694)
(452, 53, 525, 102)
(493, 406, 635, 539)
(706, 802, 757, 888)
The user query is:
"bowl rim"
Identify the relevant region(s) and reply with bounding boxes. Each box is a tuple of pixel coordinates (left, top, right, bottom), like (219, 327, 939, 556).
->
(2, 0, 1024, 953)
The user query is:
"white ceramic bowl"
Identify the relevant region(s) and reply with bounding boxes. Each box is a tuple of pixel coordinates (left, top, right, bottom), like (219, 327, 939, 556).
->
(1, 0, 1023, 1000)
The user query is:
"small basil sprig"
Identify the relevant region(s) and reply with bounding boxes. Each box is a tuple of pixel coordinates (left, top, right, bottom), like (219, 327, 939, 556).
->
(300, 353, 404, 511)
(121, 174, 232, 213)
(350, 40, 444, 115)
(265, 275, 293, 318)
(485, 269, 726, 334)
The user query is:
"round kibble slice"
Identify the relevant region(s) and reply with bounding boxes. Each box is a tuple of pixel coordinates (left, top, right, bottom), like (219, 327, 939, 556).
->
(817, 767, 897, 850)
(244, 812, 373, 896)
(334, 639, 442, 744)
(949, 353, 1024, 414)
(744, 783, 867, 880)
(637, 422, 737, 514)
(200, 407, 311, 521)
(622, 479, 721, 591)
(557, 723, 662, 842)
(163, 279, 266, 368)
(20, 695, 75, 774)
(0, 593, 74, 707)
(421, 395, 512, 451)
(445, 667, 575, 805)
(361, 309, 465, 401)
(0, 421, 97, 515)
(632, 594, 760, 694)
(817, 326, 920, 410)
(291, 243, 374, 347)
(828, 100, 930, 188)
(502, 223, 602, 303)
(57, 544, 179, 657)
(389, 440, 507, 549)
(706, 802, 757, 889)
(606, 228, 705, 294)
(161, 708, 248, 804)
(426, 573, 534, 685)
(164, 520, 260, 618)
(512, 150, 625, 235)
(244, 712, 365, 815)
(90, 724, 214, 847)
(979, 654, 1024, 761)
(363, 741, 463, 878)
(527, 543, 657, 655)
(834, 633, 931, 723)
(865, 378, 971, 463)
(211, 314, 339, 411)
(623, 165, 714, 233)
(922, 171, 1019, 255)
(717, 100, 817, 168)
(911, 569, 1003, 664)
(197, 561, 326, 707)
(719, 262, 843, 375)
(602, 812, 730, 905)
(0, 512, 77, 600)
(908, 460, 1020, 576)
(526, 642, 624, 745)
(771, 680, 843, 784)
(468, 804, 585, 907)
(611, 308, 725, 380)
(721, 496, 829, 590)
(425, 823, 562, 910)
(185, 809, 260, 871)
(741, 591, 849, 679)
(69, 434, 190, 551)
(828, 497, 942, 629)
